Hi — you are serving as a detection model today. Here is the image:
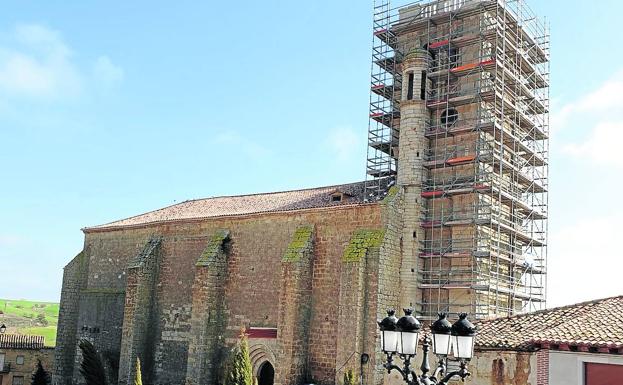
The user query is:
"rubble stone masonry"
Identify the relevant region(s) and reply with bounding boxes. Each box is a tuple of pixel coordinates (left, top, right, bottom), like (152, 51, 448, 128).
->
(55, 203, 397, 385)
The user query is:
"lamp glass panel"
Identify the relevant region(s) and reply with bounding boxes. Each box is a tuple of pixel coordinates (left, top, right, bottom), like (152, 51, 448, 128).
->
(432, 333, 452, 356)
(452, 335, 475, 359)
(382, 330, 399, 353)
(398, 331, 419, 356)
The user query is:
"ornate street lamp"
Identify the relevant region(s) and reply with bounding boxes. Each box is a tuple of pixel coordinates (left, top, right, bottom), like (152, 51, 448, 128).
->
(378, 309, 399, 354)
(0, 324, 6, 334)
(430, 313, 452, 356)
(396, 308, 421, 356)
(378, 309, 476, 385)
(451, 313, 477, 360)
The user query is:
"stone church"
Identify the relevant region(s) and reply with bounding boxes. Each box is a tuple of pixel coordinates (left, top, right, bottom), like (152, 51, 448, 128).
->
(54, 1, 549, 385)
(54, 182, 401, 385)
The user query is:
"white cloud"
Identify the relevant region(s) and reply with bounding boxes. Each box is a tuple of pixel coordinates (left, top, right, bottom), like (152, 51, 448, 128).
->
(93, 55, 124, 89)
(563, 121, 623, 168)
(556, 69, 623, 168)
(0, 24, 81, 99)
(0, 23, 123, 100)
(548, 215, 623, 307)
(326, 126, 360, 161)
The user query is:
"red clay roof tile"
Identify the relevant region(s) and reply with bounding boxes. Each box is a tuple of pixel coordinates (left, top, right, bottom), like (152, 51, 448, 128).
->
(475, 295, 623, 351)
(84, 181, 369, 231)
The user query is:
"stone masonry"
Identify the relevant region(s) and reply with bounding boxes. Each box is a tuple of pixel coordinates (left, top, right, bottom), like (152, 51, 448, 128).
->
(54, 190, 409, 385)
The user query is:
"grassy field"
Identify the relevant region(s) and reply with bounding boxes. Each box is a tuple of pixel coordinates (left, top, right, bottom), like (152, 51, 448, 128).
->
(0, 299, 59, 347)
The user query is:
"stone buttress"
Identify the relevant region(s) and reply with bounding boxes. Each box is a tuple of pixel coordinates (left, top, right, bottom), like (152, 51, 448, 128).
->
(53, 251, 88, 385)
(185, 229, 231, 385)
(118, 237, 162, 385)
(275, 225, 314, 385)
(337, 229, 384, 385)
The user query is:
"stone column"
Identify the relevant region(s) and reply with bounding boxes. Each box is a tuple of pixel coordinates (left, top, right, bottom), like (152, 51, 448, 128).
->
(275, 226, 314, 385)
(118, 237, 162, 385)
(185, 230, 231, 385)
(396, 49, 430, 311)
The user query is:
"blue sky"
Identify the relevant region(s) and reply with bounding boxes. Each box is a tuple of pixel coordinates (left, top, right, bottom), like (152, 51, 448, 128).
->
(1, 0, 621, 307)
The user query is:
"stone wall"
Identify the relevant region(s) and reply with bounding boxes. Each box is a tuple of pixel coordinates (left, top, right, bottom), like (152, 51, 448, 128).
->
(55, 203, 385, 385)
(383, 349, 537, 385)
(0, 347, 55, 385)
(470, 350, 537, 385)
(53, 251, 88, 385)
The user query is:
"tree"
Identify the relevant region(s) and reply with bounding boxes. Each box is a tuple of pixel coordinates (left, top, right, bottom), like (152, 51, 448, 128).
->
(31, 360, 49, 385)
(36, 313, 48, 326)
(224, 330, 253, 385)
(343, 369, 356, 385)
(134, 358, 143, 385)
(78, 339, 107, 385)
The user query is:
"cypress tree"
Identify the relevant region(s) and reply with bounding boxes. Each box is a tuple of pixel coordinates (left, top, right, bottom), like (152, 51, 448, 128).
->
(224, 330, 253, 385)
(31, 360, 49, 385)
(134, 358, 143, 385)
(78, 339, 107, 385)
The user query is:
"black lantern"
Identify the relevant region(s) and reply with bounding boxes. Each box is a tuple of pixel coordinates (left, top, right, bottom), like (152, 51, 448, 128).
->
(0, 324, 6, 334)
(396, 308, 421, 356)
(378, 308, 474, 385)
(430, 313, 452, 356)
(451, 313, 477, 359)
(378, 309, 399, 353)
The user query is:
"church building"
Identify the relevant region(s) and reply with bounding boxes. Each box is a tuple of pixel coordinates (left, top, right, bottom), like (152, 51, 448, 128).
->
(54, 1, 549, 384)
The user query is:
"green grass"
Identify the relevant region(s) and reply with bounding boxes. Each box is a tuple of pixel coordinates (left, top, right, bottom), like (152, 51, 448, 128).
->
(0, 299, 59, 347)
(19, 326, 57, 347)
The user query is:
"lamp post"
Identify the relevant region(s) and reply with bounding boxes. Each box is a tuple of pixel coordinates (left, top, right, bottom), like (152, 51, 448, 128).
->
(378, 310, 476, 385)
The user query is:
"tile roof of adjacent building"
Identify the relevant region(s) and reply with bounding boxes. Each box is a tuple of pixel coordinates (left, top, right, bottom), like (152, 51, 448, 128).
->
(0, 334, 45, 349)
(84, 181, 370, 232)
(475, 295, 623, 351)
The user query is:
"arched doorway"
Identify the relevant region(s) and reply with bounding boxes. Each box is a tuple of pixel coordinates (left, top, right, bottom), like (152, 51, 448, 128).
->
(257, 361, 274, 385)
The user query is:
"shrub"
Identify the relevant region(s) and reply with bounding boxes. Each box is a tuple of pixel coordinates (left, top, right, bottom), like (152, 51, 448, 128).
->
(36, 313, 48, 326)
(343, 369, 356, 385)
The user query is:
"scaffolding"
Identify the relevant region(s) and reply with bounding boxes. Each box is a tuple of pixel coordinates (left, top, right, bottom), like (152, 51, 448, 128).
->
(365, 0, 549, 319)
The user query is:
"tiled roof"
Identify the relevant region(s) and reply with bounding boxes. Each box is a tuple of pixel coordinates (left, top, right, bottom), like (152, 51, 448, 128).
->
(0, 334, 45, 349)
(84, 181, 369, 231)
(476, 295, 623, 351)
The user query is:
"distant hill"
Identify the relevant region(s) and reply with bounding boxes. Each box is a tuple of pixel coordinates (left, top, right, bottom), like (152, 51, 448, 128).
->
(0, 299, 59, 347)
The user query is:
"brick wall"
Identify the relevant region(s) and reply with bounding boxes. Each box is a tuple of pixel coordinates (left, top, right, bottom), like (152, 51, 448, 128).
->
(536, 349, 549, 385)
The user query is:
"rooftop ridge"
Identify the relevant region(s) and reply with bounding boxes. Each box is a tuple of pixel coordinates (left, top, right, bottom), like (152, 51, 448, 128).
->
(478, 294, 623, 325)
(83, 180, 368, 231)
